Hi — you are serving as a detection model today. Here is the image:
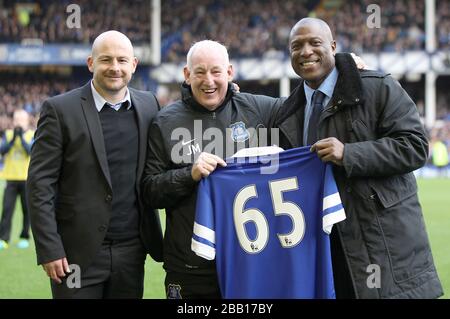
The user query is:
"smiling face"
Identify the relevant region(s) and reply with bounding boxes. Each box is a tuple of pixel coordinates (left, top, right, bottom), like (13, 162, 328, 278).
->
(289, 19, 336, 89)
(184, 42, 233, 111)
(87, 31, 137, 100)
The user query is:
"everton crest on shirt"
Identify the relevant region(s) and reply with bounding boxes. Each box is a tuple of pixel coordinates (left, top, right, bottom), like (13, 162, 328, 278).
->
(191, 146, 346, 298)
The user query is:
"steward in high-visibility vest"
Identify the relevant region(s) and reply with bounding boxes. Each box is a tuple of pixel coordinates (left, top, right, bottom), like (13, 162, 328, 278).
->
(0, 110, 34, 250)
(1, 129, 34, 180)
(432, 140, 449, 168)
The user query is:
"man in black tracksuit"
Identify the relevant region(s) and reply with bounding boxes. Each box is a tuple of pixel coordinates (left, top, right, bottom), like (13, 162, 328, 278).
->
(142, 40, 282, 298)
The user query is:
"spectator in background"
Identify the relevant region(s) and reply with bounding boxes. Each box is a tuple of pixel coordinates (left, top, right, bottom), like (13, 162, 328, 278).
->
(431, 136, 450, 177)
(0, 110, 34, 250)
(155, 85, 173, 108)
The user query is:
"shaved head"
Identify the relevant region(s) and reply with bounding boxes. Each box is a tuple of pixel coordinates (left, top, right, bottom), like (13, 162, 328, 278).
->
(289, 18, 334, 43)
(87, 30, 137, 103)
(91, 30, 134, 58)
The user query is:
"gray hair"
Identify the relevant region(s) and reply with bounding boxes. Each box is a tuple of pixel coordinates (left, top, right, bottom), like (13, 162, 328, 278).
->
(186, 40, 230, 70)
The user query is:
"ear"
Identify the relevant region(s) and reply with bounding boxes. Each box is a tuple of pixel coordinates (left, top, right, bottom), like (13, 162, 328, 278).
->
(132, 57, 138, 74)
(331, 40, 337, 56)
(227, 64, 234, 82)
(87, 56, 94, 73)
(183, 66, 191, 84)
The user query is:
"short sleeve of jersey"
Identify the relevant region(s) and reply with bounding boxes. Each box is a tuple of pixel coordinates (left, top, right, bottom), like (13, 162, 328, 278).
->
(322, 164, 346, 234)
(191, 180, 216, 260)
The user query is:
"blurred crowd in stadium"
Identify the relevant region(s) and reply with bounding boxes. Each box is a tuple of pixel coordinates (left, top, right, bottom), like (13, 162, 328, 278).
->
(0, 0, 449, 170)
(161, 0, 449, 61)
(1, 0, 448, 58)
(0, 0, 151, 44)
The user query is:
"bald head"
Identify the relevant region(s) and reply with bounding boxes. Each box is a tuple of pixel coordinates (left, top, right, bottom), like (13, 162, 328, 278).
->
(91, 30, 134, 58)
(289, 18, 334, 42)
(87, 30, 138, 103)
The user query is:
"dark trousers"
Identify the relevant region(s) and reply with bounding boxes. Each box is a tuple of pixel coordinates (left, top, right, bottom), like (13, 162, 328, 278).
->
(51, 237, 146, 299)
(330, 229, 356, 299)
(165, 271, 222, 299)
(0, 180, 29, 242)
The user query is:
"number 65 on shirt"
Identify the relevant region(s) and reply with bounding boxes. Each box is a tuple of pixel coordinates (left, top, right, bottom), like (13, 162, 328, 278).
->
(192, 146, 346, 299)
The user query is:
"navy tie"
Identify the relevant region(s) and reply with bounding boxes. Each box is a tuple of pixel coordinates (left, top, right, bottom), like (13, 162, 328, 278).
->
(307, 90, 326, 145)
(119, 101, 130, 112)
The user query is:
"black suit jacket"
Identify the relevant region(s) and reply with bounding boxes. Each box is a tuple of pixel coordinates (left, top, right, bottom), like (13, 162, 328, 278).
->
(27, 82, 163, 271)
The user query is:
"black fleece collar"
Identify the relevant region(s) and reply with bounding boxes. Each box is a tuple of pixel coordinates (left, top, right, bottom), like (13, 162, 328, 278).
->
(181, 82, 235, 113)
(276, 53, 364, 126)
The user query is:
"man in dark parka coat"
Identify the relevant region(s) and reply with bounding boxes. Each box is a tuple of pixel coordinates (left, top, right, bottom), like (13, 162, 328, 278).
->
(273, 18, 443, 298)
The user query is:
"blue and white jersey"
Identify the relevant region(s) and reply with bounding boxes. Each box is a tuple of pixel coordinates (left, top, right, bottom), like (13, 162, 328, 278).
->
(192, 146, 346, 299)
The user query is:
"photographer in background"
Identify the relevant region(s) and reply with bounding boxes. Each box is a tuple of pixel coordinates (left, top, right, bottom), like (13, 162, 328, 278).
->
(0, 109, 34, 250)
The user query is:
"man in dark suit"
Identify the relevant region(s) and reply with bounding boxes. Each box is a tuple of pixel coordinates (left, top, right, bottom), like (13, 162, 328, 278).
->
(27, 30, 163, 298)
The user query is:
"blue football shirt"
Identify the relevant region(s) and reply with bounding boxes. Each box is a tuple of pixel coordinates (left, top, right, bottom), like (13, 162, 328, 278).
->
(192, 146, 346, 298)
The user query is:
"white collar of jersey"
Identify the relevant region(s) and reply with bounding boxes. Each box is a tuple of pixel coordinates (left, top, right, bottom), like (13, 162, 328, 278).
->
(232, 146, 284, 158)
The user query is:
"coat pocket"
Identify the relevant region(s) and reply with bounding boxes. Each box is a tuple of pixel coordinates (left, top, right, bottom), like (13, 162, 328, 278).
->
(369, 173, 417, 209)
(371, 175, 433, 283)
